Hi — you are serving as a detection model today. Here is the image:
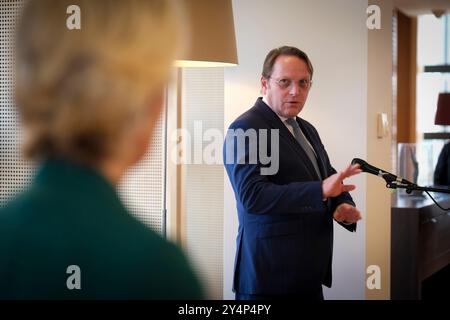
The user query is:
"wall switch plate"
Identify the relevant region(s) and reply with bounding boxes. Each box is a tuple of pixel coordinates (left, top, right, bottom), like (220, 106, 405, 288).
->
(377, 113, 389, 138)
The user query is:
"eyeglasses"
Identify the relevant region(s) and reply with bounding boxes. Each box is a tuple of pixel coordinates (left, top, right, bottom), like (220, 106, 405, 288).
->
(269, 77, 313, 90)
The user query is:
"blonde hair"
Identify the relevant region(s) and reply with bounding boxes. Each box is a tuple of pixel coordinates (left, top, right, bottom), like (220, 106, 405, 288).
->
(15, 0, 183, 164)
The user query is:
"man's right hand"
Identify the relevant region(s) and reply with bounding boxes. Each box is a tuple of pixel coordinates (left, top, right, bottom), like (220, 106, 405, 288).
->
(322, 164, 361, 198)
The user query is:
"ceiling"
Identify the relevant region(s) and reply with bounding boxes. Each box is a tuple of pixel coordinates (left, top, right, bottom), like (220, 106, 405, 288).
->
(393, 0, 450, 17)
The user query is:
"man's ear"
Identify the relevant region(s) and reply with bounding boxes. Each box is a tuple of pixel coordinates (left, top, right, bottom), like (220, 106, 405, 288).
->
(261, 76, 268, 95)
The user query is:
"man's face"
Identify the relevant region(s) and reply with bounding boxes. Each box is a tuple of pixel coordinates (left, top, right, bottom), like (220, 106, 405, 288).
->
(261, 55, 312, 118)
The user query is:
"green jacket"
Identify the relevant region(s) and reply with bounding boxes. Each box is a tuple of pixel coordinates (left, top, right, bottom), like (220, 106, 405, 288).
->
(0, 159, 204, 299)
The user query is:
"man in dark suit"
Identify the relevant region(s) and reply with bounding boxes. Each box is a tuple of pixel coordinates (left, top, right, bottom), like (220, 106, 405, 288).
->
(224, 46, 362, 300)
(434, 142, 450, 186)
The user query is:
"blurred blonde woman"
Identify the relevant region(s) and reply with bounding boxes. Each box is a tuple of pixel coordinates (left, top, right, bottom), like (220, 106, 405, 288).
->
(0, 0, 204, 299)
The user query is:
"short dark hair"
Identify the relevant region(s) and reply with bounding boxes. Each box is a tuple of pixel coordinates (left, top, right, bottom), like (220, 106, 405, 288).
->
(262, 46, 314, 79)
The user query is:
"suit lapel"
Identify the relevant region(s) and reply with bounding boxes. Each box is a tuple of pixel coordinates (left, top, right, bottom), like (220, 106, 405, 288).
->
(255, 98, 321, 180)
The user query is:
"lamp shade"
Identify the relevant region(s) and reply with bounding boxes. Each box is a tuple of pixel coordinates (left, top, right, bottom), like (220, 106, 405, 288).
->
(435, 93, 450, 125)
(175, 0, 238, 67)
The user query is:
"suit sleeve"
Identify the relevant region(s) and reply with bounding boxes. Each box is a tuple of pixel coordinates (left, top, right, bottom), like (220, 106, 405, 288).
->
(223, 122, 327, 215)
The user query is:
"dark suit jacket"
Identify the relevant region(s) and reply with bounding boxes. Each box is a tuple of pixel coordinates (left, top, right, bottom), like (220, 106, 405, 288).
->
(224, 98, 356, 295)
(0, 158, 203, 299)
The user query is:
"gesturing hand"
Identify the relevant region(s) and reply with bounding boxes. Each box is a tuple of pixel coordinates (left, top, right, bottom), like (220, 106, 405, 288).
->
(322, 163, 361, 198)
(333, 203, 362, 224)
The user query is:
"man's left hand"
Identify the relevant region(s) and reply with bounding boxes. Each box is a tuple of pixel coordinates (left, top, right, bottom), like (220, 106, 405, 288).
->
(333, 203, 362, 224)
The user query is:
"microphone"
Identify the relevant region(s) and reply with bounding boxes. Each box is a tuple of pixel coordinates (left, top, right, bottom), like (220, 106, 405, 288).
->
(351, 158, 415, 185)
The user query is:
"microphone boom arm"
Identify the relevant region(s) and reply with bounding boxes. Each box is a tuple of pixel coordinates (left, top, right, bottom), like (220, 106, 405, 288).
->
(386, 180, 450, 211)
(351, 157, 450, 211)
(385, 180, 450, 194)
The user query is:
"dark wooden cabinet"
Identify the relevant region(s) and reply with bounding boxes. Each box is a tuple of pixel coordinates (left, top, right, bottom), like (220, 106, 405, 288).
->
(391, 192, 450, 300)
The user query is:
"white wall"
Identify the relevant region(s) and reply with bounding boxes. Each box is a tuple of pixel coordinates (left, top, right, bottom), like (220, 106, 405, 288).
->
(224, 0, 368, 299)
